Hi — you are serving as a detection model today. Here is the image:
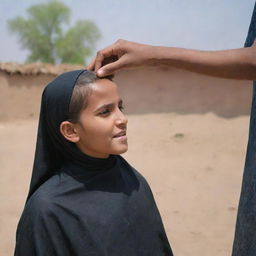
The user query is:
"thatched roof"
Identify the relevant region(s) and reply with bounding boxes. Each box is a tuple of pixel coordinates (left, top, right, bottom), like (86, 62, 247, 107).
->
(0, 62, 85, 75)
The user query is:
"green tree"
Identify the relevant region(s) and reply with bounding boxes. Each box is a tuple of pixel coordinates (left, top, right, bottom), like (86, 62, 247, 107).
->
(7, 0, 100, 65)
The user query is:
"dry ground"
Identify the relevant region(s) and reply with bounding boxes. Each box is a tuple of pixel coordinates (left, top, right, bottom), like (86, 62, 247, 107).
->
(0, 112, 249, 256)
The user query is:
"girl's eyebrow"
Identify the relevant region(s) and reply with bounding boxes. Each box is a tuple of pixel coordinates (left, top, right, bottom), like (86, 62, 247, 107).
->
(94, 99, 123, 113)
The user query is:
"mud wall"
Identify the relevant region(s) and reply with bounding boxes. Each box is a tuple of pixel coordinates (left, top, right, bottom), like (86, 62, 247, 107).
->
(0, 67, 253, 121)
(0, 71, 55, 121)
(115, 68, 252, 118)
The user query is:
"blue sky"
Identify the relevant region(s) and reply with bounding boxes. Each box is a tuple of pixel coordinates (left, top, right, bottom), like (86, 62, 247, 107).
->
(0, 0, 255, 63)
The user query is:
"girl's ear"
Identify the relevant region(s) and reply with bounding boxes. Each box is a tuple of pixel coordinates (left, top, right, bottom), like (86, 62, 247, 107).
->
(60, 121, 80, 143)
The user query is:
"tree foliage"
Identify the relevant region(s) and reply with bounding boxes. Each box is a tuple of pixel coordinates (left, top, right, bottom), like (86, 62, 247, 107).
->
(7, 0, 100, 64)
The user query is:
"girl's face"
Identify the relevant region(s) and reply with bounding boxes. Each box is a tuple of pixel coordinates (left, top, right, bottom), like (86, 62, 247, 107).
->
(74, 79, 128, 158)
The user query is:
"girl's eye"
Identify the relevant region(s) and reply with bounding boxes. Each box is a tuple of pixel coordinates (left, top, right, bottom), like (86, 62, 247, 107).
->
(98, 105, 124, 116)
(98, 109, 110, 116)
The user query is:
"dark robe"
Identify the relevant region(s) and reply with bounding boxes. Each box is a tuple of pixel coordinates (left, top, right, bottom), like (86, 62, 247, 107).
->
(14, 70, 173, 256)
(232, 2, 256, 256)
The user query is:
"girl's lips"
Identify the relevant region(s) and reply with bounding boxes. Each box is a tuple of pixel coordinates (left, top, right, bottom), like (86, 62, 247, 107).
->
(114, 135, 127, 141)
(113, 130, 126, 138)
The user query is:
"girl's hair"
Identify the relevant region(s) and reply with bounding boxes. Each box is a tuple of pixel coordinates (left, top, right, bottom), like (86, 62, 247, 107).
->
(68, 70, 112, 123)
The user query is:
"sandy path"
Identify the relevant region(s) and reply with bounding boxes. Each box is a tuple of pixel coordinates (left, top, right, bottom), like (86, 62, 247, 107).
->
(0, 113, 249, 256)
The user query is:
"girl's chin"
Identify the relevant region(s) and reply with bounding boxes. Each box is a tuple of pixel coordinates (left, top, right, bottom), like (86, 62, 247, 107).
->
(111, 146, 128, 155)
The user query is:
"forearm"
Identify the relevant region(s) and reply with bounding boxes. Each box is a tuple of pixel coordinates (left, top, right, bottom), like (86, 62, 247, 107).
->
(150, 46, 256, 80)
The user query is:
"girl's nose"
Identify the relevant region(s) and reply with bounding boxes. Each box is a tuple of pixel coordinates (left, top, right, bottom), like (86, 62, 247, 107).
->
(115, 110, 128, 126)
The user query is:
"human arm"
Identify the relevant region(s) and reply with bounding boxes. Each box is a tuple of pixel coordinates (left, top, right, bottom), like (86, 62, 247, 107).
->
(88, 39, 256, 80)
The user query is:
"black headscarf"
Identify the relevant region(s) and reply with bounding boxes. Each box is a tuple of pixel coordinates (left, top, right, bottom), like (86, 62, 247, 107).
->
(15, 70, 173, 256)
(27, 69, 116, 200)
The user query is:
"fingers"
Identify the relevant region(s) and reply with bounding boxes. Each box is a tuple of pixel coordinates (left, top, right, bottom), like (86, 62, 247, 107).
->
(87, 39, 128, 74)
(86, 57, 96, 71)
(86, 48, 120, 76)
(94, 46, 116, 71)
(97, 58, 126, 77)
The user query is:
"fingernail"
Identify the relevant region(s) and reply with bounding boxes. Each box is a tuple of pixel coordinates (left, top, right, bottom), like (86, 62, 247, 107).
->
(97, 69, 104, 76)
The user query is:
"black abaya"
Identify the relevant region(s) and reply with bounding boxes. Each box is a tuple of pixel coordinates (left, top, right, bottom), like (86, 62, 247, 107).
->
(14, 70, 173, 256)
(232, 2, 256, 255)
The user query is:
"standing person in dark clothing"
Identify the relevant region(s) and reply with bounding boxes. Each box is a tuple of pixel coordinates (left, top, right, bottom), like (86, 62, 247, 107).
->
(88, 3, 256, 255)
(15, 70, 173, 256)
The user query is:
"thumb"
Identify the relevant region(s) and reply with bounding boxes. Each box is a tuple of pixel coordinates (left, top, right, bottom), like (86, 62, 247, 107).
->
(97, 60, 124, 77)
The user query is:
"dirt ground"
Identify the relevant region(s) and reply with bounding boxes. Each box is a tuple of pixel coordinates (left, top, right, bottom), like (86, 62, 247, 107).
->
(0, 112, 249, 256)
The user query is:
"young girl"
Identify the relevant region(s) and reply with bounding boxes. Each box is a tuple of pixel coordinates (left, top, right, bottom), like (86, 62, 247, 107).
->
(14, 70, 173, 256)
